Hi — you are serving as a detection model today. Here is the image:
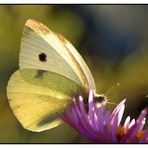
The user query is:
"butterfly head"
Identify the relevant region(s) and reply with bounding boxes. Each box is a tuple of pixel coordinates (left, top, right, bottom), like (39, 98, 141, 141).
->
(94, 83, 120, 107)
(83, 92, 107, 111)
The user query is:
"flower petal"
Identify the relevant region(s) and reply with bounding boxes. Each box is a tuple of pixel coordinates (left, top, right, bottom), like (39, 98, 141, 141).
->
(110, 99, 126, 125)
(95, 105, 104, 132)
(129, 119, 135, 128)
(117, 104, 125, 126)
(111, 113, 118, 143)
(136, 109, 147, 131)
(124, 116, 130, 129)
(88, 90, 97, 130)
(62, 91, 148, 143)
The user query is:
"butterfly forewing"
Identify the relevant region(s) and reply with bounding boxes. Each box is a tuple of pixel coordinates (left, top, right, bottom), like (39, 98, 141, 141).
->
(20, 26, 82, 87)
(55, 32, 96, 91)
(20, 19, 95, 92)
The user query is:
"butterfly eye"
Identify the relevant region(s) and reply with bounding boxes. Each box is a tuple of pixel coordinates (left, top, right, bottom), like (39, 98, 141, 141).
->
(39, 53, 47, 62)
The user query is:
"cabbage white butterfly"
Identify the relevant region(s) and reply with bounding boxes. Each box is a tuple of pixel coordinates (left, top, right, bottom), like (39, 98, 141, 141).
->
(7, 19, 96, 132)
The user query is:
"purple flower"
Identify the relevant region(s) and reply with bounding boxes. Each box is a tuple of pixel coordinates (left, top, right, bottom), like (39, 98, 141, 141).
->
(62, 90, 148, 143)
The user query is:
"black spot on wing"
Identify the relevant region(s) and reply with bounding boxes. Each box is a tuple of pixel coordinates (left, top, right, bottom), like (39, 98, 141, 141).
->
(39, 53, 46, 62)
(35, 70, 46, 79)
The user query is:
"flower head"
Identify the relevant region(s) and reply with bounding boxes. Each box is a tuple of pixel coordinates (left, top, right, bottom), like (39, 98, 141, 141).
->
(62, 90, 148, 143)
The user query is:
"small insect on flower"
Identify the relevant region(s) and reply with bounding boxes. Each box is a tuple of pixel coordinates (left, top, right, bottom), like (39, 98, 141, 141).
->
(62, 90, 148, 143)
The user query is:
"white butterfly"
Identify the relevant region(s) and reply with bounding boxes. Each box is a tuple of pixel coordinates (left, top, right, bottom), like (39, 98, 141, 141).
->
(7, 19, 96, 132)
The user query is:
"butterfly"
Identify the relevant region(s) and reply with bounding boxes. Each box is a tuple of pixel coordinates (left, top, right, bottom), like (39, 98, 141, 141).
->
(7, 19, 98, 132)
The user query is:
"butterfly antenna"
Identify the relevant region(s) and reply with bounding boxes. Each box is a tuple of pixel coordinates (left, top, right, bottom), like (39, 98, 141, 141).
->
(105, 83, 120, 96)
(106, 101, 117, 106)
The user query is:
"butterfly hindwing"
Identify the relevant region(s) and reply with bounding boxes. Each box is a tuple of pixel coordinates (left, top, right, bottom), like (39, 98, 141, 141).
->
(7, 69, 82, 132)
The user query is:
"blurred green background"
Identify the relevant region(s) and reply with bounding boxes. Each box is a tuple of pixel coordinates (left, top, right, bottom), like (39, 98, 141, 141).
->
(0, 5, 148, 143)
